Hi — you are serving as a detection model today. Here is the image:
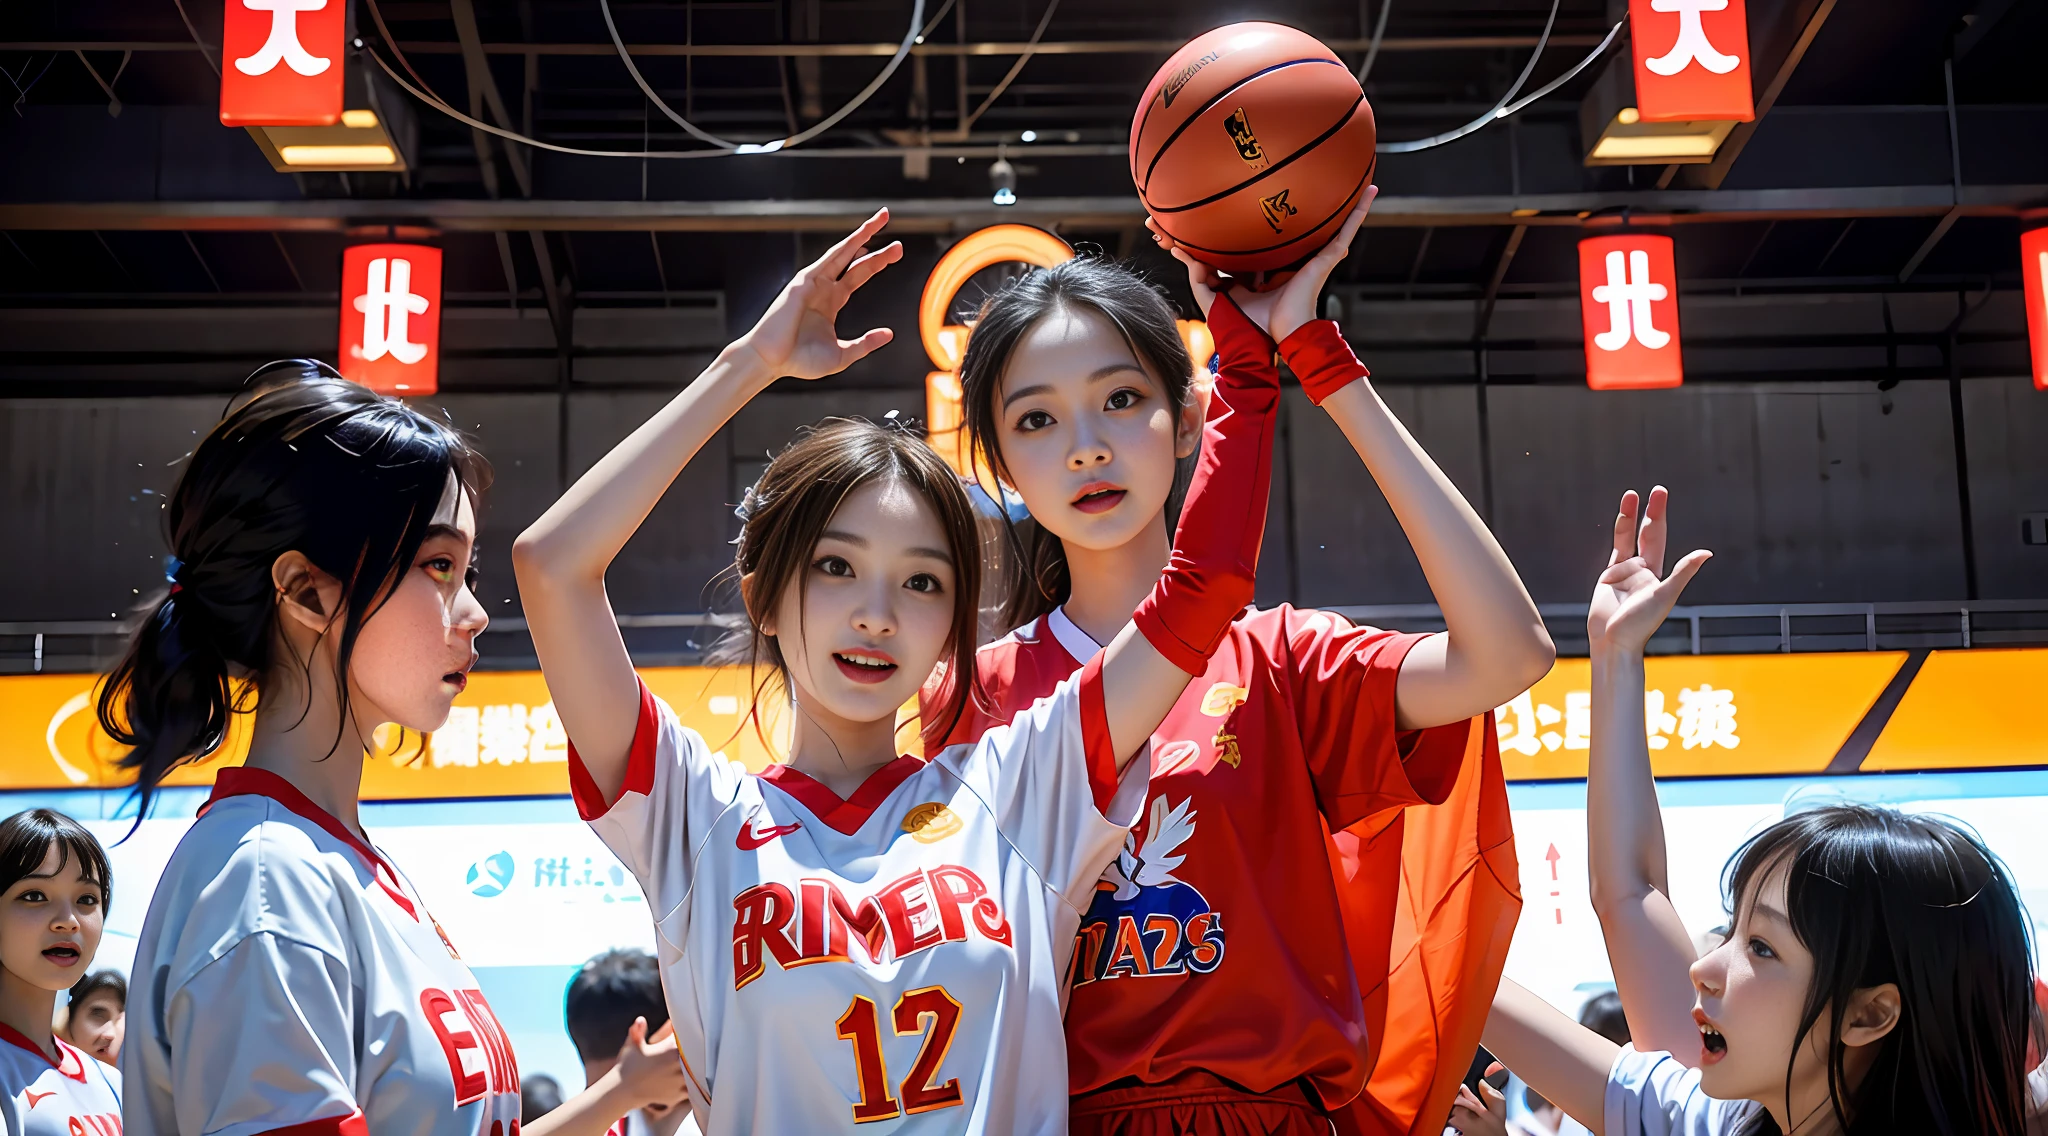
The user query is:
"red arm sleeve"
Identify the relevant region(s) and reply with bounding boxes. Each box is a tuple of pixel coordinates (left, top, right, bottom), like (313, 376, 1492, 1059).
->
(1131, 293, 1280, 675)
(1285, 610, 1473, 832)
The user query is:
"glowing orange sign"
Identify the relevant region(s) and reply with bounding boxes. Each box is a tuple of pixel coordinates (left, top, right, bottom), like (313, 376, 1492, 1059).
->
(1579, 232, 1684, 390)
(340, 243, 443, 396)
(2022, 226, 2048, 392)
(219, 0, 347, 127)
(1628, 0, 1755, 123)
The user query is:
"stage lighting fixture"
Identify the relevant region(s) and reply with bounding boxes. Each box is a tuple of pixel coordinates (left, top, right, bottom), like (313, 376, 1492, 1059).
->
(989, 157, 1018, 206)
(1021, 130, 1038, 142)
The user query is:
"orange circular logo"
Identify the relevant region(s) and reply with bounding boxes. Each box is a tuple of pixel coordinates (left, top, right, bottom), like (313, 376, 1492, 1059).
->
(901, 802, 963, 844)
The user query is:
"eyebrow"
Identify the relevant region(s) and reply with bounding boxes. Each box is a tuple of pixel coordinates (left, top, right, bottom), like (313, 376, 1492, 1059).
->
(819, 530, 953, 563)
(422, 523, 469, 544)
(1000, 362, 1149, 409)
(1752, 902, 1790, 925)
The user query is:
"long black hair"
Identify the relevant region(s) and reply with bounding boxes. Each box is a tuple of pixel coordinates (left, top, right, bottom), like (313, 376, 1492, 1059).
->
(96, 361, 490, 821)
(955, 257, 1197, 629)
(1724, 805, 2039, 1136)
(0, 809, 110, 909)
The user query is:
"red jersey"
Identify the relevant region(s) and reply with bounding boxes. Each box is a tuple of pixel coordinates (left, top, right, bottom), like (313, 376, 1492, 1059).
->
(929, 604, 1474, 1109)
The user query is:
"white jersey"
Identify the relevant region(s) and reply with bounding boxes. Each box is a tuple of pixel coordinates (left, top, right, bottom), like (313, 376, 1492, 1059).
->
(573, 661, 1143, 1134)
(0, 1024, 120, 1136)
(123, 767, 523, 1136)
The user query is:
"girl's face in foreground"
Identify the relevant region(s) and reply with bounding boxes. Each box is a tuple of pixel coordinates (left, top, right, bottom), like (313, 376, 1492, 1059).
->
(290, 474, 489, 737)
(0, 845, 103, 994)
(1689, 860, 1899, 1129)
(992, 306, 1201, 556)
(766, 478, 959, 736)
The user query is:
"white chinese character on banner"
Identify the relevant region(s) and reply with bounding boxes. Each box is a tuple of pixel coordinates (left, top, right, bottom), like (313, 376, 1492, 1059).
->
(1592, 250, 1671, 351)
(1645, 0, 1742, 76)
(233, 0, 333, 78)
(1496, 692, 1542, 757)
(1563, 690, 1592, 751)
(528, 701, 568, 764)
(354, 257, 431, 365)
(1677, 684, 1740, 749)
(480, 704, 531, 765)
(431, 705, 480, 768)
(1644, 688, 1678, 750)
(1535, 699, 1565, 751)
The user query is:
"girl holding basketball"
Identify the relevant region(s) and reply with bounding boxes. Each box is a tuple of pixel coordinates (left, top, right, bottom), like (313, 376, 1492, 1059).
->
(924, 186, 1553, 1134)
(512, 208, 1284, 1132)
(102, 363, 692, 1136)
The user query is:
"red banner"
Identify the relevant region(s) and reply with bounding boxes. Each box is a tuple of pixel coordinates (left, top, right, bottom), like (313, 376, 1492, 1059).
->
(1627, 0, 1755, 123)
(219, 0, 346, 127)
(339, 243, 443, 396)
(1579, 233, 1684, 391)
(2023, 226, 2048, 392)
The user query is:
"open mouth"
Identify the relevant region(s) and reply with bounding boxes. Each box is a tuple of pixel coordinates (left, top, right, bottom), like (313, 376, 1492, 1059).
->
(833, 651, 899, 685)
(1697, 1014, 1727, 1064)
(42, 944, 79, 966)
(1071, 484, 1127, 515)
(443, 653, 478, 692)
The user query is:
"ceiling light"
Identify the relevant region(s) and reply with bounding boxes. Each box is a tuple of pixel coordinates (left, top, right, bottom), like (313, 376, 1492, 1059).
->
(341, 108, 380, 129)
(279, 143, 399, 166)
(1616, 107, 1640, 125)
(989, 156, 1018, 206)
(1020, 130, 1037, 142)
(1588, 132, 1722, 161)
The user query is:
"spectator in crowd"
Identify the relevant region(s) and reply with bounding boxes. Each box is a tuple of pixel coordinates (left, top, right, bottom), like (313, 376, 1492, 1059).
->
(566, 949, 695, 1136)
(1576, 991, 1629, 1047)
(63, 970, 125, 1065)
(523, 1074, 565, 1124)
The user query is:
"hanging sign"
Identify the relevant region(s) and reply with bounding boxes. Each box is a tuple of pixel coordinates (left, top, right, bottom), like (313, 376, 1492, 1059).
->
(2022, 225, 2048, 392)
(1627, 0, 1755, 123)
(340, 242, 443, 395)
(1579, 232, 1684, 390)
(219, 0, 347, 127)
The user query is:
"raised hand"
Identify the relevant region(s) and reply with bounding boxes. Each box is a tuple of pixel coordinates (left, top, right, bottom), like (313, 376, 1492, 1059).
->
(1588, 486, 1711, 659)
(736, 209, 904, 381)
(1149, 186, 1376, 342)
(613, 1015, 691, 1115)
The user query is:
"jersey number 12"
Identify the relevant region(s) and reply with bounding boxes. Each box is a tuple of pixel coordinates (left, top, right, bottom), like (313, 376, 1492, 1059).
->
(835, 985, 965, 1122)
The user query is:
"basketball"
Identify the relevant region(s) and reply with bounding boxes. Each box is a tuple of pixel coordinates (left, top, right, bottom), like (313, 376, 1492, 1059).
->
(1130, 23, 1377, 279)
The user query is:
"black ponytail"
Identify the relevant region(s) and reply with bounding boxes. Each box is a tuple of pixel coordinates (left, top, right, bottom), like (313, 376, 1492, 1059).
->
(97, 361, 489, 822)
(955, 257, 1198, 629)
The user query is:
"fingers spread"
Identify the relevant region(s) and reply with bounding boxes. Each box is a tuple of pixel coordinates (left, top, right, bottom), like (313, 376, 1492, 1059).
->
(838, 327, 895, 366)
(1665, 548, 1713, 592)
(841, 241, 903, 291)
(822, 209, 891, 276)
(1611, 489, 1641, 564)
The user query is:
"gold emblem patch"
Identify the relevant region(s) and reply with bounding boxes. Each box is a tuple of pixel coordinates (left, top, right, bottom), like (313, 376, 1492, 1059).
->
(902, 802, 963, 844)
(1224, 107, 1266, 165)
(1211, 731, 1243, 768)
(1200, 683, 1249, 717)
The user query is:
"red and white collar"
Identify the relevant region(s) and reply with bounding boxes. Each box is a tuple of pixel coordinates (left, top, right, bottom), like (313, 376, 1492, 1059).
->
(0, 1022, 88, 1082)
(1047, 606, 1104, 664)
(204, 767, 417, 920)
(759, 757, 924, 835)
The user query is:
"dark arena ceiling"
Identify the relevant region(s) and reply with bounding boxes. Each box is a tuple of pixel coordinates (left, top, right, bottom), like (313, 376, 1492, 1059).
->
(2, 0, 2045, 394)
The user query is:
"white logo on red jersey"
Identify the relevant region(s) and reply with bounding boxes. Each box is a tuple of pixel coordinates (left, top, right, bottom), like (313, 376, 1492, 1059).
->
(420, 988, 520, 1108)
(731, 865, 1014, 989)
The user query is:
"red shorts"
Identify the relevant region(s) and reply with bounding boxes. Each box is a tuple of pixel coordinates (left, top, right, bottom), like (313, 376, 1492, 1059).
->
(1069, 1071, 1333, 1136)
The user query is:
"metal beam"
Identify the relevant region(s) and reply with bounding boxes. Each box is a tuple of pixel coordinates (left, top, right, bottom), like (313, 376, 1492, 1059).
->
(7, 185, 2044, 233)
(3, 35, 1607, 58)
(1680, 0, 1838, 190)
(1897, 206, 1962, 282)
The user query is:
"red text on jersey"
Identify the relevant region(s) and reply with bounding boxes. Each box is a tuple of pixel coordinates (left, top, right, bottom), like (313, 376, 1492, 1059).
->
(732, 865, 1013, 989)
(421, 988, 522, 1108)
(64, 1116, 121, 1136)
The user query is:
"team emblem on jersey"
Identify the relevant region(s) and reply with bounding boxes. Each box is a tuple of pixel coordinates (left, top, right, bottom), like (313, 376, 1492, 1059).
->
(1199, 683, 1248, 717)
(731, 865, 1014, 989)
(1070, 795, 1225, 986)
(901, 802, 962, 844)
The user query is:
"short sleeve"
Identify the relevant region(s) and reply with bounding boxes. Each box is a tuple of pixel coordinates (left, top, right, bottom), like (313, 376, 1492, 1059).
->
(1603, 1046, 1758, 1136)
(1285, 610, 1472, 831)
(163, 932, 367, 1136)
(950, 654, 1146, 908)
(570, 677, 743, 920)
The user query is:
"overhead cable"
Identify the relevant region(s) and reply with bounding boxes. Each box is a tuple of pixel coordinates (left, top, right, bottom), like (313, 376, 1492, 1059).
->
(1376, 1, 1623, 154)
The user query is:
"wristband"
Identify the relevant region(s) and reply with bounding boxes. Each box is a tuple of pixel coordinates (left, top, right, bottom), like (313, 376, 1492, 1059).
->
(1279, 319, 1368, 406)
